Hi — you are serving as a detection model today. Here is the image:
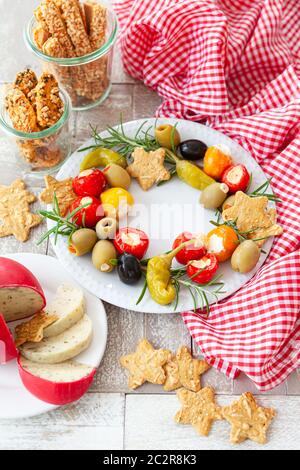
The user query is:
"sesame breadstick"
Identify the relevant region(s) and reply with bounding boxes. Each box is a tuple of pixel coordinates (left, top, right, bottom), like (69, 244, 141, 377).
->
(35, 72, 64, 128)
(84, 1, 107, 50)
(80, 3, 88, 32)
(60, 0, 93, 57)
(33, 24, 50, 50)
(40, 0, 76, 58)
(34, 6, 50, 34)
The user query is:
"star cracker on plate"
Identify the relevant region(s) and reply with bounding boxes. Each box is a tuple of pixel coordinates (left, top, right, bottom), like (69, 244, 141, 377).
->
(15, 311, 58, 348)
(127, 147, 171, 191)
(39, 175, 77, 217)
(222, 191, 282, 246)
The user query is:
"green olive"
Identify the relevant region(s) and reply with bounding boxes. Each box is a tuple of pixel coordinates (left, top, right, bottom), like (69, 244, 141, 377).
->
(155, 124, 181, 150)
(222, 194, 236, 212)
(231, 240, 260, 273)
(96, 217, 117, 240)
(200, 183, 229, 209)
(92, 240, 117, 272)
(68, 229, 97, 256)
(103, 164, 131, 189)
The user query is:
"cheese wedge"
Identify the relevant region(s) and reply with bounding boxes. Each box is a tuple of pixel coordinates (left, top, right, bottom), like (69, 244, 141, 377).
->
(19, 357, 94, 383)
(43, 284, 85, 338)
(20, 314, 93, 364)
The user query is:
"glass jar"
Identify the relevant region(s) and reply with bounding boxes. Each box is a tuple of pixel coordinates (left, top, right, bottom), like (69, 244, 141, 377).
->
(0, 87, 71, 177)
(24, 6, 118, 111)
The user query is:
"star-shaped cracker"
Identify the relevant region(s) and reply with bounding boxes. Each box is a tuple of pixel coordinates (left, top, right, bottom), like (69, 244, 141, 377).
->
(127, 147, 171, 191)
(39, 175, 77, 217)
(222, 191, 282, 246)
(120, 338, 171, 389)
(222, 392, 276, 444)
(15, 311, 58, 348)
(175, 387, 222, 436)
(247, 207, 283, 247)
(164, 346, 210, 392)
(0, 179, 42, 242)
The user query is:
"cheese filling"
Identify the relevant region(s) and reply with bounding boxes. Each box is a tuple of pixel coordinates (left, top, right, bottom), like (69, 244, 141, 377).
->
(121, 232, 141, 246)
(79, 169, 94, 178)
(226, 166, 243, 184)
(208, 234, 224, 254)
(192, 258, 211, 269)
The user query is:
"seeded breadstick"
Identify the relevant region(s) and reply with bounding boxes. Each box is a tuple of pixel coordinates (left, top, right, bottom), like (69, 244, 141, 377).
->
(34, 6, 50, 34)
(80, 4, 88, 32)
(14, 69, 38, 97)
(5, 87, 39, 133)
(42, 37, 77, 104)
(84, 1, 107, 50)
(42, 36, 70, 82)
(60, 0, 93, 57)
(53, 0, 63, 8)
(27, 88, 37, 111)
(40, 0, 76, 58)
(33, 24, 50, 49)
(35, 73, 64, 128)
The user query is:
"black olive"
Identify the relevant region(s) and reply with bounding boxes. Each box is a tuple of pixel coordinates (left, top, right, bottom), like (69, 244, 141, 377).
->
(178, 139, 208, 161)
(117, 253, 142, 285)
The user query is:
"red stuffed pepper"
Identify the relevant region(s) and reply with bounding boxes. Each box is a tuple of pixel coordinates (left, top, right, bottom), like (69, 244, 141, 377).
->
(221, 164, 250, 193)
(172, 232, 207, 265)
(72, 169, 107, 198)
(187, 254, 219, 284)
(114, 228, 149, 260)
(70, 196, 104, 228)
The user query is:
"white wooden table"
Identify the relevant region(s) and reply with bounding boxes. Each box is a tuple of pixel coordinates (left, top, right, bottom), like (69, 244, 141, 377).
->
(0, 0, 299, 451)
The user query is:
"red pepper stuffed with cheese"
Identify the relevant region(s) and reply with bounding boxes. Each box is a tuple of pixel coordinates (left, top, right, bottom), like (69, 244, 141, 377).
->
(114, 228, 149, 260)
(221, 164, 250, 193)
(172, 232, 207, 265)
(187, 254, 219, 284)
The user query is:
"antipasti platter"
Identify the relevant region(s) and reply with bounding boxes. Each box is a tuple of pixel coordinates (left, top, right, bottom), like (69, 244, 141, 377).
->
(45, 118, 281, 314)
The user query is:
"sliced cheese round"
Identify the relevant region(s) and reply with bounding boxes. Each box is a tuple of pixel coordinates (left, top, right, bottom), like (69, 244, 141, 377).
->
(43, 284, 85, 338)
(19, 357, 94, 383)
(20, 315, 93, 364)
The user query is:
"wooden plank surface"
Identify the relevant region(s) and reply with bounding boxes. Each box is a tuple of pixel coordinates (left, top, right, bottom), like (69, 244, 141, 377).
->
(125, 394, 300, 450)
(0, 393, 125, 450)
(0, 0, 299, 451)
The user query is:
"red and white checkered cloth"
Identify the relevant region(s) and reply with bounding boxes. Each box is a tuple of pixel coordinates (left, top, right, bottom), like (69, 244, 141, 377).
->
(114, 0, 300, 390)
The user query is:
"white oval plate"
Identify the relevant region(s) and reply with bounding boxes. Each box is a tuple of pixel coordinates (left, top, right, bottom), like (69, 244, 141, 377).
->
(0, 253, 107, 419)
(50, 118, 274, 314)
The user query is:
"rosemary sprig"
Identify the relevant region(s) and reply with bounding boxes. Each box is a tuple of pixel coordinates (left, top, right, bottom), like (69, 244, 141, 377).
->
(248, 178, 281, 202)
(79, 119, 160, 158)
(136, 264, 225, 316)
(37, 195, 91, 246)
(136, 277, 148, 306)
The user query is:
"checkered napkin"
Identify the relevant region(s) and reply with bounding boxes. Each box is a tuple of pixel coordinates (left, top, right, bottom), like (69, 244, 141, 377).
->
(114, 0, 300, 390)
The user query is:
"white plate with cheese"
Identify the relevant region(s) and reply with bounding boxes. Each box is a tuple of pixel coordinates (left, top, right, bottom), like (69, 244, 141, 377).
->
(0, 253, 107, 419)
